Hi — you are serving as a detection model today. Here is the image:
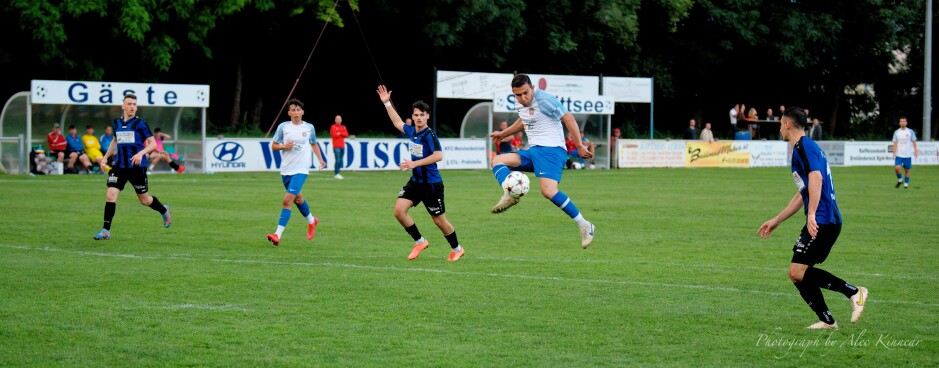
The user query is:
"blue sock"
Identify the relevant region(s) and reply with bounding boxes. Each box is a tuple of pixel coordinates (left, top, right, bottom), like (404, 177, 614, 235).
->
(493, 164, 511, 185)
(897, 173, 902, 179)
(550, 191, 580, 219)
(278, 208, 291, 227)
(905, 176, 910, 184)
(296, 200, 311, 217)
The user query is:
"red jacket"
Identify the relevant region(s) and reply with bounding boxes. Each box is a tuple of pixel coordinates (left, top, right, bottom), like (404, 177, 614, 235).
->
(330, 124, 349, 148)
(48, 132, 67, 151)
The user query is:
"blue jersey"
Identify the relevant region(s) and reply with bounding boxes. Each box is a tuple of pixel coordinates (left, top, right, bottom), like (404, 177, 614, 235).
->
(403, 124, 442, 183)
(66, 134, 83, 151)
(111, 116, 153, 169)
(99, 134, 113, 152)
(792, 136, 842, 224)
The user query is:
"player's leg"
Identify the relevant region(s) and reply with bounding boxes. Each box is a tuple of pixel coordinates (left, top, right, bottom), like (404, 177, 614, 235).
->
(797, 224, 868, 323)
(903, 160, 911, 188)
(94, 172, 124, 240)
(533, 146, 595, 248)
(293, 192, 318, 240)
(425, 183, 463, 261)
(490, 152, 526, 213)
(132, 169, 170, 228)
(334, 148, 344, 179)
(790, 227, 840, 329)
(894, 158, 903, 188)
(396, 182, 429, 260)
(268, 174, 306, 245)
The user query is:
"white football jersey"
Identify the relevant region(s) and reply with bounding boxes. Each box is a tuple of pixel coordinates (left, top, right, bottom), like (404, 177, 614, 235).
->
(272, 121, 317, 176)
(892, 128, 917, 158)
(515, 88, 567, 148)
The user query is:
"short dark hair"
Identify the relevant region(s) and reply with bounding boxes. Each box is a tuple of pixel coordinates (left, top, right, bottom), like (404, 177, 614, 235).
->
(287, 99, 304, 109)
(412, 100, 431, 114)
(511, 74, 533, 88)
(782, 107, 807, 129)
(154, 127, 162, 133)
(86, 124, 94, 129)
(899, 115, 907, 120)
(124, 94, 137, 101)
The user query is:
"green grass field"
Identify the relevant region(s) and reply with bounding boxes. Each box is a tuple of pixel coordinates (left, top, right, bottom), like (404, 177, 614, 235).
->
(1, 167, 936, 366)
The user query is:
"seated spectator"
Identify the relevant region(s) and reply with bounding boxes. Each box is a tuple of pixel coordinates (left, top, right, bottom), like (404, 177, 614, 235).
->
(99, 125, 114, 154)
(683, 119, 698, 140)
(580, 131, 596, 169)
(565, 132, 580, 169)
(511, 132, 524, 151)
(47, 123, 67, 165)
(81, 124, 111, 173)
(65, 124, 92, 173)
(148, 128, 186, 173)
(700, 123, 715, 142)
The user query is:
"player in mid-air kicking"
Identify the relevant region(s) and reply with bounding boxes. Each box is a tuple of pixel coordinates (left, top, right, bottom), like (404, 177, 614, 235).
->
(488, 74, 596, 248)
(266, 99, 326, 246)
(892, 116, 919, 189)
(758, 107, 868, 329)
(376, 85, 464, 262)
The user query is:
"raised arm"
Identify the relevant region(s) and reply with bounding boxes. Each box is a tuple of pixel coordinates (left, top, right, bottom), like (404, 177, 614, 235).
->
(377, 85, 405, 133)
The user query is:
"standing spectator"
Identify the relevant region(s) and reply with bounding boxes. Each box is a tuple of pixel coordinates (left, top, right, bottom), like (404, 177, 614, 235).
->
(47, 123, 67, 165)
(496, 121, 514, 154)
(746, 108, 760, 138)
(610, 128, 621, 168)
(766, 108, 777, 121)
(65, 124, 92, 173)
(700, 123, 715, 142)
(81, 124, 111, 173)
(148, 128, 185, 173)
(804, 108, 811, 122)
(779, 105, 786, 116)
(683, 119, 698, 140)
(729, 104, 739, 134)
(808, 118, 822, 140)
(330, 114, 349, 179)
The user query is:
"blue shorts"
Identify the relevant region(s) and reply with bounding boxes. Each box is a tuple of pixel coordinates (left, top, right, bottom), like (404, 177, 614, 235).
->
(895, 157, 912, 169)
(513, 146, 567, 183)
(282, 174, 308, 195)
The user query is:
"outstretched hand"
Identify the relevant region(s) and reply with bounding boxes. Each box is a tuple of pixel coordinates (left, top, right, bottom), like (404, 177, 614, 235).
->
(757, 219, 779, 239)
(577, 145, 594, 159)
(377, 85, 392, 104)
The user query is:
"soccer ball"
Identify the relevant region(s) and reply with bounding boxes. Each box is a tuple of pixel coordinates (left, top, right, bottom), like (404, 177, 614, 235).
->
(503, 171, 531, 198)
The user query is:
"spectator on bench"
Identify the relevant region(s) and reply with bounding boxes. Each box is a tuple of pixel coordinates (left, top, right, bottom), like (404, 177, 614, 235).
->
(148, 128, 185, 173)
(47, 123, 67, 165)
(65, 124, 92, 173)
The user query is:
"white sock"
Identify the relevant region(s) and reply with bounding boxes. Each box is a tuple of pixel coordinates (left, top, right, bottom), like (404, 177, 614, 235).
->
(417, 237, 426, 244)
(573, 214, 590, 227)
(898, 178, 903, 182)
(307, 214, 316, 224)
(452, 245, 462, 252)
(275, 225, 285, 237)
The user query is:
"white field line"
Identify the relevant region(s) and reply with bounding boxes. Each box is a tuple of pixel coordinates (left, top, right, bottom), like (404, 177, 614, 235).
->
(2, 244, 937, 308)
(146, 304, 253, 312)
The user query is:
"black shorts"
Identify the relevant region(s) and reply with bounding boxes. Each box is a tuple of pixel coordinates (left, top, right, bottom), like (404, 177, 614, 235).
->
(107, 167, 149, 194)
(398, 181, 445, 216)
(791, 223, 842, 266)
(49, 150, 66, 158)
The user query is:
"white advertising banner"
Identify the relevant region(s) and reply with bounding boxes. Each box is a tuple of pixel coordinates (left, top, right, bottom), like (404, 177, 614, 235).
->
(816, 141, 845, 166)
(204, 138, 487, 173)
(843, 142, 895, 166)
(617, 139, 686, 168)
(436, 70, 599, 100)
(749, 141, 791, 167)
(601, 77, 653, 103)
(31, 80, 210, 107)
(913, 142, 939, 165)
(492, 93, 615, 115)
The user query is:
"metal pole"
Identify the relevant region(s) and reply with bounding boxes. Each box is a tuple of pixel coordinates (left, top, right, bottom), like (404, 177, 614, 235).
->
(432, 67, 438, 132)
(201, 107, 207, 174)
(924, 0, 933, 140)
(18, 134, 25, 174)
(650, 77, 655, 139)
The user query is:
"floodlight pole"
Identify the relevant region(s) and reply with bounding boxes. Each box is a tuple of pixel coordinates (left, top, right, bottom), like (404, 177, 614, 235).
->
(924, 0, 933, 140)
(650, 77, 655, 139)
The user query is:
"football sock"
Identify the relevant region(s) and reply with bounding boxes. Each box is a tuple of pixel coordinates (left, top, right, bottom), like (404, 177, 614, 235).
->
(169, 161, 180, 171)
(573, 214, 591, 228)
(794, 281, 835, 324)
(444, 231, 460, 249)
(278, 208, 291, 228)
(149, 196, 167, 215)
(550, 191, 581, 219)
(904, 176, 910, 184)
(405, 224, 423, 242)
(296, 200, 311, 217)
(103, 202, 116, 230)
(803, 267, 859, 298)
(492, 164, 510, 186)
(452, 245, 463, 252)
(896, 173, 902, 181)
(275, 225, 285, 237)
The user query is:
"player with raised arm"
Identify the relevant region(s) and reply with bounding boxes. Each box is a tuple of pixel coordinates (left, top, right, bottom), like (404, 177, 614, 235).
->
(93, 94, 171, 240)
(265, 99, 327, 246)
(376, 85, 464, 262)
(892, 116, 919, 189)
(758, 107, 868, 330)
(488, 74, 596, 248)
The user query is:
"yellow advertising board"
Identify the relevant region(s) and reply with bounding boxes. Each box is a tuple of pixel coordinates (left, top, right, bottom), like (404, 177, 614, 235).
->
(685, 142, 750, 167)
